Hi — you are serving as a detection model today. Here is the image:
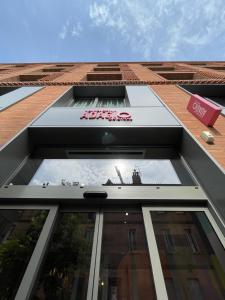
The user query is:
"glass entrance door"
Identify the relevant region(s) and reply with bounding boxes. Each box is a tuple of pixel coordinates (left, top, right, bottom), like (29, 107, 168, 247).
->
(93, 211, 157, 300)
(142, 207, 225, 300)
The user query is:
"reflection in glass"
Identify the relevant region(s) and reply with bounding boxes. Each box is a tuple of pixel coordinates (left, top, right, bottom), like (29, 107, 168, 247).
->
(32, 213, 95, 300)
(151, 211, 225, 300)
(96, 98, 125, 107)
(0, 209, 48, 300)
(98, 212, 156, 300)
(29, 159, 181, 186)
(72, 98, 95, 107)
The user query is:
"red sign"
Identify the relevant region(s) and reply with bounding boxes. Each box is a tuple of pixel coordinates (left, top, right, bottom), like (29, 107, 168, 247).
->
(187, 94, 221, 126)
(80, 110, 132, 121)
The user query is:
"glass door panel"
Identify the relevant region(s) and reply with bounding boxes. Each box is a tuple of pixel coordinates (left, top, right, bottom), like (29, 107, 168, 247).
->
(0, 209, 48, 300)
(96, 212, 157, 300)
(32, 212, 96, 300)
(143, 207, 225, 300)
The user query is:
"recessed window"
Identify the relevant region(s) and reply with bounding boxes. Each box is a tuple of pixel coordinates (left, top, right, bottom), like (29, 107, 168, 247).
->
(205, 66, 225, 71)
(55, 64, 74, 67)
(11, 147, 195, 186)
(4, 74, 48, 82)
(26, 159, 181, 186)
(157, 72, 197, 80)
(0, 86, 43, 111)
(71, 97, 126, 108)
(42, 68, 64, 72)
(54, 85, 127, 107)
(97, 63, 119, 67)
(0, 86, 18, 96)
(142, 63, 162, 66)
(86, 72, 122, 81)
(93, 67, 120, 72)
(148, 66, 175, 71)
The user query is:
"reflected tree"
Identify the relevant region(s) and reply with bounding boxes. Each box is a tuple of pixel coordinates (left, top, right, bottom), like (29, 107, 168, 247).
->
(34, 213, 94, 300)
(0, 210, 48, 300)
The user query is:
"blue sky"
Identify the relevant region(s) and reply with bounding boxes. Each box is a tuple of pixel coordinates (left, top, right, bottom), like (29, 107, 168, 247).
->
(1, 0, 225, 62)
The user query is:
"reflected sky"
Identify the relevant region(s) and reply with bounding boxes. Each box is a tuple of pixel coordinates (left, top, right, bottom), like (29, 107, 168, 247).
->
(29, 159, 181, 186)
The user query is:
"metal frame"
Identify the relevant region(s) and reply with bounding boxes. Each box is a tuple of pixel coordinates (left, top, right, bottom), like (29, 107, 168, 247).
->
(0, 205, 58, 300)
(92, 211, 103, 300)
(15, 205, 58, 300)
(14, 205, 101, 300)
(142, 205, 225, 300)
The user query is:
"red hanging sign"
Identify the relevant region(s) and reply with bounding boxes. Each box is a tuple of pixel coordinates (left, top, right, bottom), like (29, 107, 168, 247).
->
(187, 94, 221, 126)
(80, 110, 132, 121)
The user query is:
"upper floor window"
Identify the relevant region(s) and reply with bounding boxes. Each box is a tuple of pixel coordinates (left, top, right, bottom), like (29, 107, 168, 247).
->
(54, 85, 129, 108)
(71, 97, 126, 108)
(10, 147, 195, 187)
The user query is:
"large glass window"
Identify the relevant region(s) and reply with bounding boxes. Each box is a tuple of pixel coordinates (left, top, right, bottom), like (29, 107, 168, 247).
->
(151, 210, 225, 300)
(97, 212, 157, 300)
(32, 212, 96, 300)
(28, 159, 181, 186)
(0, 209, 48, 300)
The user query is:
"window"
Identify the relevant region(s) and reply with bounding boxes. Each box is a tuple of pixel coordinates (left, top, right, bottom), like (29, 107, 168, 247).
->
(86, 72, 122, 81)
(162, 229, 175, 253)
(0, 86, 43, 111)
(32, 212, 96, 300)
(187, 278, 204, 300)
(149, 209, 225, 300)
(180, 84, 225, 116)
(22, 159, 181, 186)
(4, 74, 48, 82)
(148, 66, 175, 72)
(0, 208, 48, 299)
(71, 97, 126, 107)
(93, 67, 120, 72)
(0, 86, 18, 96)
(184, 228, 200, 253)
(157, 72, 197, 80)
(10, 147, 195, 187)
(97, 212, 157, 300)
(54, 85, 128, 108)
(128, 229, 136, 251)
(42, 68, 64, 72)
(205, 66, 225, 71)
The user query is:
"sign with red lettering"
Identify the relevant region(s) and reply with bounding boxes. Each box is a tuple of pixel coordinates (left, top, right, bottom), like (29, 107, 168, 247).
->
(80, 110, 132, 122)
(187, 94, 221, 126)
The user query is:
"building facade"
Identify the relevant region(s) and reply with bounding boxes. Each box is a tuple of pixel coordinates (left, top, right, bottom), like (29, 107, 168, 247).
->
(0, 61, 224, 300)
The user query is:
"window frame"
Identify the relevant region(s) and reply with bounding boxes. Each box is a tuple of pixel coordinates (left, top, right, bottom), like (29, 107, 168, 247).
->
(70, 96, 129, 108)
(142, 206, 225, 300)
(10, 147, 197, 187)
(0, 204, 58, 300)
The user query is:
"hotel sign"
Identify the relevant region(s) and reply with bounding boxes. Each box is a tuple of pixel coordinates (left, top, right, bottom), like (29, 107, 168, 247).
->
(187, 94, 221, 126)
(80, 110, 132, 121)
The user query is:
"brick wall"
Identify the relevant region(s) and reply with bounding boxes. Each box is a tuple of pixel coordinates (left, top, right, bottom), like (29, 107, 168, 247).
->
(0, 61, 225, 170)
(151, 84, 225, 169)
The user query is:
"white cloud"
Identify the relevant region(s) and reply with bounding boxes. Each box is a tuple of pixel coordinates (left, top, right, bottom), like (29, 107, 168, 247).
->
(59, 20, 70, 40)
(59, 20, 83, 40)
(71, 22, 83, 37)
(88, 0, 225, 60)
